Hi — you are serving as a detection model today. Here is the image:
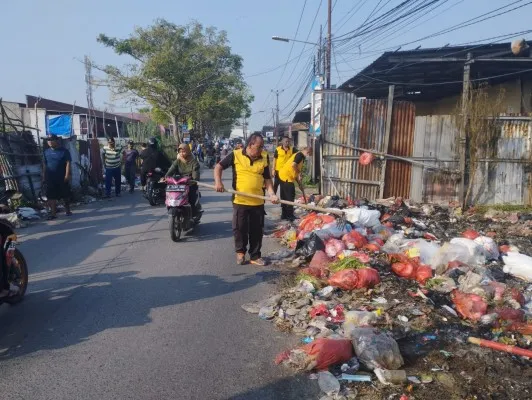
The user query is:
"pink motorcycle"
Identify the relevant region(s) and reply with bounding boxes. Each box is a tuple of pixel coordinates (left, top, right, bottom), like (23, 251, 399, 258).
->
(165, 176, 203, 241)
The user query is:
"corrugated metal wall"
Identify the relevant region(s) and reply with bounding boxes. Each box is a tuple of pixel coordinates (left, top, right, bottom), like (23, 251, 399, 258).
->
(410, 115, 460, 204)
(411, 115, 532, 206)
(321, 92, 415, 200)
(384, 101, 416, 198)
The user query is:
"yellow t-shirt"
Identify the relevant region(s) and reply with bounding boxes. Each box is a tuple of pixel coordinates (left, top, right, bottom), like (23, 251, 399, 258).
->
(278, 152, 305, 183)
(274, 146, 296, 172)
(226, 149, 270, 206)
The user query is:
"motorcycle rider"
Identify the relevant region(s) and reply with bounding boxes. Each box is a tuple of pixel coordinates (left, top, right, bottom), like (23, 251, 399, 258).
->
(139, 137, 171, 191)
(165, 143, 201, 215)
(205, 144, 216, 167)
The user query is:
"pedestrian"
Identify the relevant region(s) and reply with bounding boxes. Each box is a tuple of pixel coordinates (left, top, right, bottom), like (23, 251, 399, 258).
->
(124, 140, 139, 193)
(234, 138, 243, 150)
(102, 137, 123, 198)
(272, 136, 297, 194)
(214, 133, 279, 266)
(42, 134, 72, 220)
(278, 147, 312, 221)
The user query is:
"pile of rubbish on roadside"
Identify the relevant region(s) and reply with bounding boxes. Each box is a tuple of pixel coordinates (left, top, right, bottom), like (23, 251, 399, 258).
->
(244, 196, 532, 399)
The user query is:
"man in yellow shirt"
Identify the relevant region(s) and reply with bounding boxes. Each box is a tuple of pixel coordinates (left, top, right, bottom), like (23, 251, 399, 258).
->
(215, 133, 279, 266)
(278, 147, 312, 221)
(272, 136, 297, 195)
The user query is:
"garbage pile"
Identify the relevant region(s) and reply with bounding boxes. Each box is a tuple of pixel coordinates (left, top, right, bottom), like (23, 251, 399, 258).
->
(245, 196, 532, 399)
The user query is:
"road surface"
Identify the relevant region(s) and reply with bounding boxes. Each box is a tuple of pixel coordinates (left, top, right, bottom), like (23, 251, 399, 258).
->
(0, 177, 318, 400)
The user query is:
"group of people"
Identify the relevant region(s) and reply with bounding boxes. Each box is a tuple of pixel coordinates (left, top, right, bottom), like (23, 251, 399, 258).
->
(42, 132, 310, 269)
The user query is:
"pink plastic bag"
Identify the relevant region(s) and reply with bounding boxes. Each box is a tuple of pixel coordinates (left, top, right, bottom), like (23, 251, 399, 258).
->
(325, 238, 346, 258)
(328, 268, 380, 290)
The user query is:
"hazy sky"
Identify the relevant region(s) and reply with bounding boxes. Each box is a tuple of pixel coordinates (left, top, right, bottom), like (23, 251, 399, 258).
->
(2, 0, 532, 130)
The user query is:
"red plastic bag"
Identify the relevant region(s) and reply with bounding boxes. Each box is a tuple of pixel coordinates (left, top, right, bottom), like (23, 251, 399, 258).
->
(359, 152, 375, 166)
(392, 262, 417, 279)
(505, 322, 532, 335)
(356, 268, 381, 288)
(300, 266, 327, 279)
(348, 251, 371, 264)
(328, 268, 380, 290)
(462, 229, 480, 240)
(342, 231, 368, 249)
(310, 304, 330, 319)
(364, 243, 381, 252)
(415, 265, 433, 284)
(309, 250, 330, 270)
(509, 287, 526, 306)
(451, 290, 488, 321)
(495, 308, 525, 323)
(300, 338, 354, 370)
(330, 304, 345, 323)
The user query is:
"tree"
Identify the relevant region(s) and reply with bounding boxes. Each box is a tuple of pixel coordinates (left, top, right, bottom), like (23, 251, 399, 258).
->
(97, 19, 251, 143)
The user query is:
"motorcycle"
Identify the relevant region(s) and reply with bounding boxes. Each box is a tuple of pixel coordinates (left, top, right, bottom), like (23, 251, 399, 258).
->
(204, 155, 215, 169)
(145, 168, 167, 206)
(0, 220, 28, 305)
(165, 176, 203, 242)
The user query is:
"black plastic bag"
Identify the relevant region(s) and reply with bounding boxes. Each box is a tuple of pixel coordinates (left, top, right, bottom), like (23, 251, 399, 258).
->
(295, 232, 325, 261)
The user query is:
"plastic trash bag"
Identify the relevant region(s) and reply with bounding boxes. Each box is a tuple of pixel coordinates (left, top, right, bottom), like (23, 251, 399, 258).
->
(325, 238, 346, 258)
(295, 233, 325, 261)
(343, 207, 381, 229)
(350, 327, 404, 371)
(474, 236, 500, 260)
(462, 229, 480, 240)
(314, 224, 352, 241)
(449, 238, 487, 262)
(328, 268, 380, 290)
(343, 311, 378, 334)
(401, 239, 440, 265)
(430, 241, 485, 273)
(359, 152, 375, 166)
(451, 290, 488, 321)
(342, 231, 368, 249)
(275, 338, 354, 371)
(502, 252, 532, 282)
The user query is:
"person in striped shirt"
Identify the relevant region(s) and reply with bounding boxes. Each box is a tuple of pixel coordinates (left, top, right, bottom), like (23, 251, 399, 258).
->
(102, 137, 124, 198)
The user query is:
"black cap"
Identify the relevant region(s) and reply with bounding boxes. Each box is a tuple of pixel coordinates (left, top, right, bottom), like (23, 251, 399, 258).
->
(108, 137, 115, 143)
(46, 134, 59, 141)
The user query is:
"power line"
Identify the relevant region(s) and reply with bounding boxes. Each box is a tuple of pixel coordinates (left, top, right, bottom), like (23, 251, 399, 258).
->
(274, 0, 308, 89)
(334, 0, 369, 32)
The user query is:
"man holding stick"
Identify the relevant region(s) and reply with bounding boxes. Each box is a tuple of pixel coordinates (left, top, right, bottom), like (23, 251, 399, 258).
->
(214, 133, 279, 266)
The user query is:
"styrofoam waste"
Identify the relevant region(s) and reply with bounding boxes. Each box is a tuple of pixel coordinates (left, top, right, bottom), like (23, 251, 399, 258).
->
(502, 252, 532, 282)
(343, 207, 381, 229)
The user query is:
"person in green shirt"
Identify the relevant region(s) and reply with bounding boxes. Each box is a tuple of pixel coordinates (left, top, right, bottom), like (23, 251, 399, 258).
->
(165, 143, 201, 214)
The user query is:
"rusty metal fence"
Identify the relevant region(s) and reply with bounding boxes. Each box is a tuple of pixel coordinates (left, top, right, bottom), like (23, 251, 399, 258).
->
(321, 90, 532, 205)
(321, 91, 415, 200)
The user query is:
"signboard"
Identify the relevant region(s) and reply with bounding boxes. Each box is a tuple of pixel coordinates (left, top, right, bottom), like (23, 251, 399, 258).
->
(265, 131, 274, 138)
(310, 76, 323, 136)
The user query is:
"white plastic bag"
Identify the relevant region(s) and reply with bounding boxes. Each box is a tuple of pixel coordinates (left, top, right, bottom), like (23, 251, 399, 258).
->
(474, 236, 500, 260)
(381, 232, 406, 254)
(314, 224, 352, 241)
(400, 239, 440, 265)
(344, 207, 381, 229)
(449, 238, 487, 263)
(502, 252, 532, 282)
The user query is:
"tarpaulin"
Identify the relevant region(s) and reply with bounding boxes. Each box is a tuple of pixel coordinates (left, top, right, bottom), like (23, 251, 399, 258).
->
(46, 115, 72, 137)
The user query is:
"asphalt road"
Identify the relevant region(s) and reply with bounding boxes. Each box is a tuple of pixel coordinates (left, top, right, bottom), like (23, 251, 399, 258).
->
(0, 176, 318, 400)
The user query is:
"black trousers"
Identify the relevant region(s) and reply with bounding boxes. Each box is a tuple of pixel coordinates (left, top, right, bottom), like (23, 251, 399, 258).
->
(232, 204, 265, 260)
(273, 174, 281, 194)
(279, 178, 296, 219)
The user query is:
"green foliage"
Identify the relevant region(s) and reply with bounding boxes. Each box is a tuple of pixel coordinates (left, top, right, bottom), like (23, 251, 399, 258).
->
(329, 257, 365, 272)
(97, 20, 252, 142)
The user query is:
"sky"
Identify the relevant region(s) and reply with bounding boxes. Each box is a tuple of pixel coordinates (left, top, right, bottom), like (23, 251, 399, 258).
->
(2, 0, 532, 131)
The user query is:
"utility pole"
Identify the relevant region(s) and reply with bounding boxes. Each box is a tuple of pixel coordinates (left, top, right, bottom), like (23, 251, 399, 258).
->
(271, 89, 284, 146)
(326, 0, 332, 89)
(84, 55, 95, 138)
(242, 114, 247, 141)
(318, 24, 323, 76)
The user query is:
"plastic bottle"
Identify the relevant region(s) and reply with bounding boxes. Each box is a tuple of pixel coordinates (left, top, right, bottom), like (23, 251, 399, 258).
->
(318, 371, 340, 394)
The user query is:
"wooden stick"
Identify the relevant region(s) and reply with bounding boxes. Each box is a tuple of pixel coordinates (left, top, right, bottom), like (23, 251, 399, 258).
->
(194, 181, 345, 217)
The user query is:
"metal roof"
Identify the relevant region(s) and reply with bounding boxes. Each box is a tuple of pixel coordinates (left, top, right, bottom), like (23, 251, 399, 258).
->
(339, 41, 532, 101)
(25, 95, 139, 124)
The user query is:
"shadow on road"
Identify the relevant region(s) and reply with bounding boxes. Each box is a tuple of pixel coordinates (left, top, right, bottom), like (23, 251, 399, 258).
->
(0, 270, 278, 360)
(228, 374, 318, 400)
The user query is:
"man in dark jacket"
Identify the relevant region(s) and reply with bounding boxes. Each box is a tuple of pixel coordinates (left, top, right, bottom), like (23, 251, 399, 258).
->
(42, 134, 72, 220)
(139, 137, 170, 190)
